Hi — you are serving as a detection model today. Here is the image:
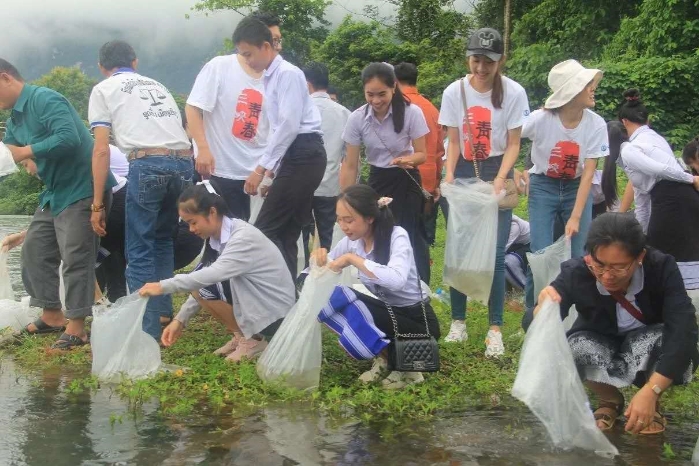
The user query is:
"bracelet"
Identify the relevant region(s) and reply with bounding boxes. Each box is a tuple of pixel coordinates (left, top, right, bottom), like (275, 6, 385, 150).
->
(253, 170, 265, 178)
(90, 204, 105, 212)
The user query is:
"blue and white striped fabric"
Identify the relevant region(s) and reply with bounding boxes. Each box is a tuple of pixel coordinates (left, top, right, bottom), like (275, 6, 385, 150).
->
(318, 286, 389, 360)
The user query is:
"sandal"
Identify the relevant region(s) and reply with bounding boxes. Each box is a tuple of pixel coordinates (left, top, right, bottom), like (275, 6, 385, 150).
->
(594, 398, 624, 431)
(639, 412, 667, 435)
(50, 333, 88, 350)
(22, 318, 66, 335)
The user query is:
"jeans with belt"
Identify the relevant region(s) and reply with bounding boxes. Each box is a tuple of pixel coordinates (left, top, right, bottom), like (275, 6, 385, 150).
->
(125, 155, 193, 340)
(522, 174, 591, 330)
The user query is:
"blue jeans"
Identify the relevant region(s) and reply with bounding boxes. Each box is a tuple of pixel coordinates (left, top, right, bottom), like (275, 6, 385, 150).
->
(449, 208, 512, 326)
(125, 156, 193, 340)
(523, 174, 592, 329)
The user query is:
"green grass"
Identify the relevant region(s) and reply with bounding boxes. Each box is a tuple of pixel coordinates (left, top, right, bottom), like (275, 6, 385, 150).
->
(4, 201, 699, 429)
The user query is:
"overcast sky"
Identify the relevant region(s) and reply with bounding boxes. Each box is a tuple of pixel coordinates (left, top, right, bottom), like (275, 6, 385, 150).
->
(2, 0, 473, 92)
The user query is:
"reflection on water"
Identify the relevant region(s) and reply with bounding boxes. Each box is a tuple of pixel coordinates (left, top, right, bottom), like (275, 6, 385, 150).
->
(0, 216, 697, 465)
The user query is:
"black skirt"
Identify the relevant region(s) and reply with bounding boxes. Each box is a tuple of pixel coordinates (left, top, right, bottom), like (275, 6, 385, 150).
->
(368, 165, 430, 281)
(354, 290, 441, 340)
(647, 180, 699, 262)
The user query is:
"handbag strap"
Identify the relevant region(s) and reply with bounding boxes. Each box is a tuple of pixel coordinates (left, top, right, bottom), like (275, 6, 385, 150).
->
(459, 77, 482, 180)
(376, 268, 431, 339)
(609, 290, 646, 324)
(369, 122, 432, 199)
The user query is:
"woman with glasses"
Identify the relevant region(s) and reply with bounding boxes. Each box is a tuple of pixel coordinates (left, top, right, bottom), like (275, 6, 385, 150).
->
(533, 212, 698, 435)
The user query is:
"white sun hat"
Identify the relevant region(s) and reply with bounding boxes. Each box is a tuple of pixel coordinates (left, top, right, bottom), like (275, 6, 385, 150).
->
(544, 59, 603, 110)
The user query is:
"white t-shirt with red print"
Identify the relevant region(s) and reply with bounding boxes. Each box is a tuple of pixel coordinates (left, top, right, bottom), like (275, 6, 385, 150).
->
(438, 75, 530, 161)
(523, 109, 608, 179)
(187, 54, 269, 180)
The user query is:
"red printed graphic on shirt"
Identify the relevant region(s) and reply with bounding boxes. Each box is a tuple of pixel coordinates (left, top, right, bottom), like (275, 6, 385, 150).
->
(546, 141, 580, 179)
(462, 106, 491, 161)
(232, 88, 263, 141)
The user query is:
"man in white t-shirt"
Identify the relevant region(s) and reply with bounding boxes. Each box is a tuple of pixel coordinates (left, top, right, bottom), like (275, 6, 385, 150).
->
(89, 40, 194, 340)
(185, 42, 269, 220)
(300, 62, 350, 260)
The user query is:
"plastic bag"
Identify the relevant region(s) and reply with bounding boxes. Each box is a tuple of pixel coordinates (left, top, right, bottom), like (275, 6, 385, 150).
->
(693, 435, 699, 465)
(331, 223, 344, 249)
(512, 299, 618, 456)
(91, 293, 161, 382)
(441, 179, 500, 303)
(0, 298, 40, 332)
(248, 176, 273, 224)
(0, 251, 14, 300)
(257, 264, 341, 390)
(0, 143, 18, 178)
(527, 235, 578, 331)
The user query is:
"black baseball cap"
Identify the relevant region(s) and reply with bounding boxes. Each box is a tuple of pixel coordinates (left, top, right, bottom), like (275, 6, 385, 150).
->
(466, 28, 504, 62)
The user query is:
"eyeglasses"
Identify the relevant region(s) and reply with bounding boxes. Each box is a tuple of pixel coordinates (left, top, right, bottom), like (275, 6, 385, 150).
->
(585, 256, 636, 278)
(272, 37, 283, 47)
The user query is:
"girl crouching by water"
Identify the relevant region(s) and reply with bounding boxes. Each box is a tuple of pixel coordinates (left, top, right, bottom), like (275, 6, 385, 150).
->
(312, 185, 441, 390)
(534, 213, 698, 434)
(139, 184, 295, 361)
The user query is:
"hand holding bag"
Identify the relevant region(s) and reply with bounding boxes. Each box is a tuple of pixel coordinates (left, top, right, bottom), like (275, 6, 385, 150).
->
(459, 78, 519, 209)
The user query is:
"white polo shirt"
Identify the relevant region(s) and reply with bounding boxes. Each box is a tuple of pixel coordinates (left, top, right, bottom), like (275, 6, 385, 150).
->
(89, 68, 191, 153)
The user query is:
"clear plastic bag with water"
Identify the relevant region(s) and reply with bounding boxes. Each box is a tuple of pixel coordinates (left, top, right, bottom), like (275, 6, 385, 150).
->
(441, 179, 501, 304)
(0, 251, 14, 300)
(0, 298, 40, 332)
(91, 293, 161, 382)
(527, 235, 578, 331)
(512, 299, 618, 456)
(248, 176, 274, 224)
(693, 435, 699, 465)
(257, 263, 341, 390)
(0, 143, 18, 178)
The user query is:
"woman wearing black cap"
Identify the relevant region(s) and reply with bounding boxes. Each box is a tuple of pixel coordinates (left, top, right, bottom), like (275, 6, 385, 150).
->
(438, 28, 530, 356)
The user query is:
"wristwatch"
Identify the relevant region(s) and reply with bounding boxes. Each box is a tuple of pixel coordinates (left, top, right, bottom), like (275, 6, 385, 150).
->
(649, 384, 663, 396)
(90, 203, 105, 212)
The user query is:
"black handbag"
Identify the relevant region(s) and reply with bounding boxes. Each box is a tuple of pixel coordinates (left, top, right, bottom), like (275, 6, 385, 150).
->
(379, 277, 440, 372)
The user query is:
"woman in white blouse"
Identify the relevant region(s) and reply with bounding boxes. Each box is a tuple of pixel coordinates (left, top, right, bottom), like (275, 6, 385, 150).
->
(604, 89, 699, 292)
(313, 185, 440, 390)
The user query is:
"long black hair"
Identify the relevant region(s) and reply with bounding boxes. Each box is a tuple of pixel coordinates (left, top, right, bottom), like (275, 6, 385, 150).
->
(618, 88, 649, 124)
(600, 120, 628, 209)
(682, 137, 699, 175)
(178, 184, 231, 218)
(361, 62, 411, 133)
(337, 185, 395, 266)
(585, 212, 646, 259)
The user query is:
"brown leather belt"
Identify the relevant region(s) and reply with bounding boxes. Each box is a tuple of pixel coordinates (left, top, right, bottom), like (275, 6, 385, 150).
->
(127, 147, 193, 162)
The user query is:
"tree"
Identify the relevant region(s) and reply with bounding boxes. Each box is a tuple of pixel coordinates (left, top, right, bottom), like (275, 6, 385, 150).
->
(32, 66, 98, 121)
(390, 0, 471, 48)
(192, 0, 330, 65)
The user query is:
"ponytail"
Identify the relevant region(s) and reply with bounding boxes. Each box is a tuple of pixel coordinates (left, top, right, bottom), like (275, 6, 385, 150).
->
(491, 70, 504, 109)
(337, 185, 396, 266)
(178, 184, 231, 218)
(618, 88, 649, 124)
(601, 121, 628, 209)
(361, 62, 410, 134)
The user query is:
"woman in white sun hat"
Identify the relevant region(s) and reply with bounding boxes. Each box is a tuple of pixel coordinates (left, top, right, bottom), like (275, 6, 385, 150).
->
(521, 59, 610, 330)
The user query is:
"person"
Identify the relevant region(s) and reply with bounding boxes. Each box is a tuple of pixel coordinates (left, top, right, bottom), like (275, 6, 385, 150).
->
(139, 184, 295, 361)
(185, 16, 275, 220)
(327, 86, 339, 103)
(300, 62, 351, 262)
(682, 137, 699, 175)
(88, 40, 194, 340)
(394, 62, 446, 249)
(602, 90, 699, 294)
(313, 185, 440, 389)
(438, 28, 530, 354)
(340, 62, 431, 282)
(534, 212, 698, 434)
(0, 58, 116, 349)
(233, 16, 327, 279)
(522, 59, 609, 327)
(505, 215, 531, 291)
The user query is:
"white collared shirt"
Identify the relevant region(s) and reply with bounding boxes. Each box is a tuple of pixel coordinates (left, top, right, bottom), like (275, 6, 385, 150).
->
(596, 266, 646, 333)
(209, 216, 233, 253)
(258, 55, 322, 173)
(328, 226, 427, 307)
(312, 91, 351, 197)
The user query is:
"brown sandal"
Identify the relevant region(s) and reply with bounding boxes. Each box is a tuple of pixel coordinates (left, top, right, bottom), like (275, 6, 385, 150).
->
(639, 412, 667, 435)
(594, 399, 624, 431)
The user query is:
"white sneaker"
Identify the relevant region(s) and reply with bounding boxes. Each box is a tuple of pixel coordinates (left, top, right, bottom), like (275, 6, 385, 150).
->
(213, 333, 242, 356)
(225, 336, 267, 362)
(358, 358, 388, 383)
(444, 320, 467, 343)
(485, 329, 505, 358)
(381, 371, 424, 390)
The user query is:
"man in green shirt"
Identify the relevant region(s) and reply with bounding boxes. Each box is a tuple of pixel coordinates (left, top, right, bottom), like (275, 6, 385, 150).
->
(0, 58, 114, 350)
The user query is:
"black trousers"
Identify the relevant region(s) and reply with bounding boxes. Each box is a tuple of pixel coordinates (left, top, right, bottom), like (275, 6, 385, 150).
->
(209, 176, 250, 221)
(423, 195, 450, 245)
(96, 187, 127, 302)
(368, 166, 430, 282)
(302, 195, 337, 268)
(254, 133, 327, 279)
